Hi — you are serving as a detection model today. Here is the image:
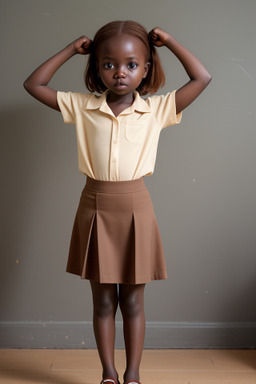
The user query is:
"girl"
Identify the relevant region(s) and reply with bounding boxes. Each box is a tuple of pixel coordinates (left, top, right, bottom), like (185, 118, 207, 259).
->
(24, 20, 211, 384)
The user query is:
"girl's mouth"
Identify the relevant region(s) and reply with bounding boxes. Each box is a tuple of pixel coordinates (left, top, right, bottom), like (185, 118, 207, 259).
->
(114, 81, 127, 89)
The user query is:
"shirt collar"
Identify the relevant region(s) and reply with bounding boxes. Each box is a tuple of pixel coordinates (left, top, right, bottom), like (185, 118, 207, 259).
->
(86, 91, 151, 115)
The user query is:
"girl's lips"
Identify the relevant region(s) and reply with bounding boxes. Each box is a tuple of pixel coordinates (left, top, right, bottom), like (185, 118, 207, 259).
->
(114, 82, 127, 88)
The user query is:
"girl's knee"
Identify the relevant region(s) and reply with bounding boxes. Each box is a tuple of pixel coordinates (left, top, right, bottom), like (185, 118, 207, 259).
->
(94, 295, 117, 318)
(119, 285, 145, 318)
(91, 282, 118, 318)
(121, 298, 142, 318)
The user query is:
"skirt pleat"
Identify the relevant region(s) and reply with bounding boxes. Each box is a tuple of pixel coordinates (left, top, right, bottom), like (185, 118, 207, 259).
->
(66, 177, 167, 284)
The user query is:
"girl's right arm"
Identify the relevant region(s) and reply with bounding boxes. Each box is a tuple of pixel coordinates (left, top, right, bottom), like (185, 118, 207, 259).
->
(23, 36, 92, 111)
(149, 28, 211, 115)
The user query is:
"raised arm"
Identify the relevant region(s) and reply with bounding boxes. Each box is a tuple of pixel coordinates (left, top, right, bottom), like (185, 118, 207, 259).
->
(149, 28, 211, 114)
(23, 36, 92, 111)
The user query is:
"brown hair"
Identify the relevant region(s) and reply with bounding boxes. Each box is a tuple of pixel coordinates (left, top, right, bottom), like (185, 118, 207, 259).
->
(85, 20, 165, 96)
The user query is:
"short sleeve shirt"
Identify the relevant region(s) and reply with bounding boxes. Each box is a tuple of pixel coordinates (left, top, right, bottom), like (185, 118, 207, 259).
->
(57, 90, 182, 181)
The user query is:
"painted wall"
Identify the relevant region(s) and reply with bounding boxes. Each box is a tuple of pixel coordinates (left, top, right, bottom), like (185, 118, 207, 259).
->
(1, 0, 256, 348)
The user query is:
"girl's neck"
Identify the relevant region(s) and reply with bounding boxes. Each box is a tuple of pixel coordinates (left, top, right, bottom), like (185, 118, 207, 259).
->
(107, 91, 135, 117)
(107, 91, 134, 105)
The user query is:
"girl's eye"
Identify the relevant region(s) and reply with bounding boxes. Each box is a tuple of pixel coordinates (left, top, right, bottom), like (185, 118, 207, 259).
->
(128, 62, 137, 69)
(104, 63, 114, 69)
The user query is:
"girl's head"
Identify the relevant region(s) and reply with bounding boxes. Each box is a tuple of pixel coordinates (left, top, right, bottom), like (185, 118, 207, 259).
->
(85, 20, 165, 95)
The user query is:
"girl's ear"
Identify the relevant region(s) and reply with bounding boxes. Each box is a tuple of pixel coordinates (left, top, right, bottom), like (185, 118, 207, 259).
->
(143, 62, 151, 79)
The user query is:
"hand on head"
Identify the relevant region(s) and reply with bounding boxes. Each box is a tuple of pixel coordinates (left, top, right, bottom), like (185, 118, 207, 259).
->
(149, 27, 170, 47)
(72, 35, 92, 55)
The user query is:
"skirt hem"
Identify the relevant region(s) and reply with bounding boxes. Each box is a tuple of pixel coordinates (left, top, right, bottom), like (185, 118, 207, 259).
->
(66, 268, 168, 284)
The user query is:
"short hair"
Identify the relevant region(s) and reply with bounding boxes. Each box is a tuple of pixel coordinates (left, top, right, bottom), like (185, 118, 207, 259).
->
(85, 20, 165, 96)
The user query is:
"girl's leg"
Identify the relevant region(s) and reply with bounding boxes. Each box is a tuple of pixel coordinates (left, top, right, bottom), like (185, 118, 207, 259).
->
(90, 281, 119, 381)
(119, 284, 146, 383)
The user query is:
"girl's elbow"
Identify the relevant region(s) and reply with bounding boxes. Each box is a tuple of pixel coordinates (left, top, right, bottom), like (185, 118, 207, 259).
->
(204, 71, 212, 86)
(23, 79, 37, 96)
(23, 79, 31, 93)
(199, 72, 212, 92)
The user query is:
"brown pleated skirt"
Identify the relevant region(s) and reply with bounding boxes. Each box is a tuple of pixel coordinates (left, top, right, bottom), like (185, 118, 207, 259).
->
(66, 177, 167, 284)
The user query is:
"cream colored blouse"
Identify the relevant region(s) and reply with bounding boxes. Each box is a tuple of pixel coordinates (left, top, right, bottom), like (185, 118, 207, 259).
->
(57, 90, 182, 181)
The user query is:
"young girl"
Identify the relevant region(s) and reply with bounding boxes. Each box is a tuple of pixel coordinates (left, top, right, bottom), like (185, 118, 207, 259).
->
(24, 20, 211, 384)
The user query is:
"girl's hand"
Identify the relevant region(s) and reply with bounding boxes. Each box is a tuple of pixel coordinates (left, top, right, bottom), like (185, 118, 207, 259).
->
(71, 36, 92, 55)
(149, 27, 171, 47)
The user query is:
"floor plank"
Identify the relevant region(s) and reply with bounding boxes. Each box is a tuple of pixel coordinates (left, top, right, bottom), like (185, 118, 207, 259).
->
(0, 349, 256, 383)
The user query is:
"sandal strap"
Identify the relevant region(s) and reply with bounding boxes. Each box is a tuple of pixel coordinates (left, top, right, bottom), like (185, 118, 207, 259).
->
(125, 381, 141, 384)
(101, 378, 118, 384)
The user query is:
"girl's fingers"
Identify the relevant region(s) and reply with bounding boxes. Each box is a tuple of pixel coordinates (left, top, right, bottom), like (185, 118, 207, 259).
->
(149, 28, 170, 47)
(149, 29, 158, 40)
(73, 36, 92, 54)
(149, 28, 164, 46)
(83, 39, 92, 49)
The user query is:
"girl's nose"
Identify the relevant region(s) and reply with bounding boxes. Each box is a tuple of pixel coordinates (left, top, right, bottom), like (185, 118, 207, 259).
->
(114, 67, 126, 78)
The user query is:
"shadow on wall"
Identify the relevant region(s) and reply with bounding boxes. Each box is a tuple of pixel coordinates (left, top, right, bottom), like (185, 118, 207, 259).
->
(0, 105, 81, 321)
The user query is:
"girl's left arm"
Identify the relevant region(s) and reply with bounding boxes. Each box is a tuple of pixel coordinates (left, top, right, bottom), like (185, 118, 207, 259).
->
(149, 27, 212, 114)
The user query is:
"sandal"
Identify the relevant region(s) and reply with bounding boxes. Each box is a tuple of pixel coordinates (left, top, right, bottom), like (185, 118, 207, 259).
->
(124, 381, 142, 384)
(101, 378, 120, 384)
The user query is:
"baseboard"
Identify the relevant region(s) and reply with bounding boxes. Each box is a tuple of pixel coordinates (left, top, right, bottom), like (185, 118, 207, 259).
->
(1, 321, 256, 349)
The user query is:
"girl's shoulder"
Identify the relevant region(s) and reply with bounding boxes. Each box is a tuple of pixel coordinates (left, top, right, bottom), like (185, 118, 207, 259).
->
(141, 90, 182, 128)
(57, 91, 106, 124)
(57, 91, 103, 110)
(142, 90, 177, 110)
(144, 90, 175, 101)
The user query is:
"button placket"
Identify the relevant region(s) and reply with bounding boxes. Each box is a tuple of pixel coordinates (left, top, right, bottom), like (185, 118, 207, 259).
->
(109, 119, 120, 180)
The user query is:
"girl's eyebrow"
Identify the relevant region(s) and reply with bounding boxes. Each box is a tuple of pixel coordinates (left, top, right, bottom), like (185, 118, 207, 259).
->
(126, 56, 139, 60)
(102, 56, 139, 61)
(102, 56, 115, 61)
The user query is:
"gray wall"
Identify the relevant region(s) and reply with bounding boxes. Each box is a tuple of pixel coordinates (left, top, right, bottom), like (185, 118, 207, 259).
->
(1, 0, 256, 348)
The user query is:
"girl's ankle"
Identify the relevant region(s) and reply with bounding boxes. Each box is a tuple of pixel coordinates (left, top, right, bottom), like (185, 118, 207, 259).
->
(102, 369, 119, 381)
(123, 371, 140, 383)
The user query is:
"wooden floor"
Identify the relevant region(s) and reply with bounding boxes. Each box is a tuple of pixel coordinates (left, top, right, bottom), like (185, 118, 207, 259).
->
(0, 349, 256, 383)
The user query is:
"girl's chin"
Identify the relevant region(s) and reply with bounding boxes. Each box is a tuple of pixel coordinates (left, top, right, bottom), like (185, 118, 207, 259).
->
(108, 88, 133, 96)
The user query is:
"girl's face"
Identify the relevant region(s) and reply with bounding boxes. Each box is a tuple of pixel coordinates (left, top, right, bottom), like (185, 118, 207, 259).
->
(96, 34, 150, 96)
